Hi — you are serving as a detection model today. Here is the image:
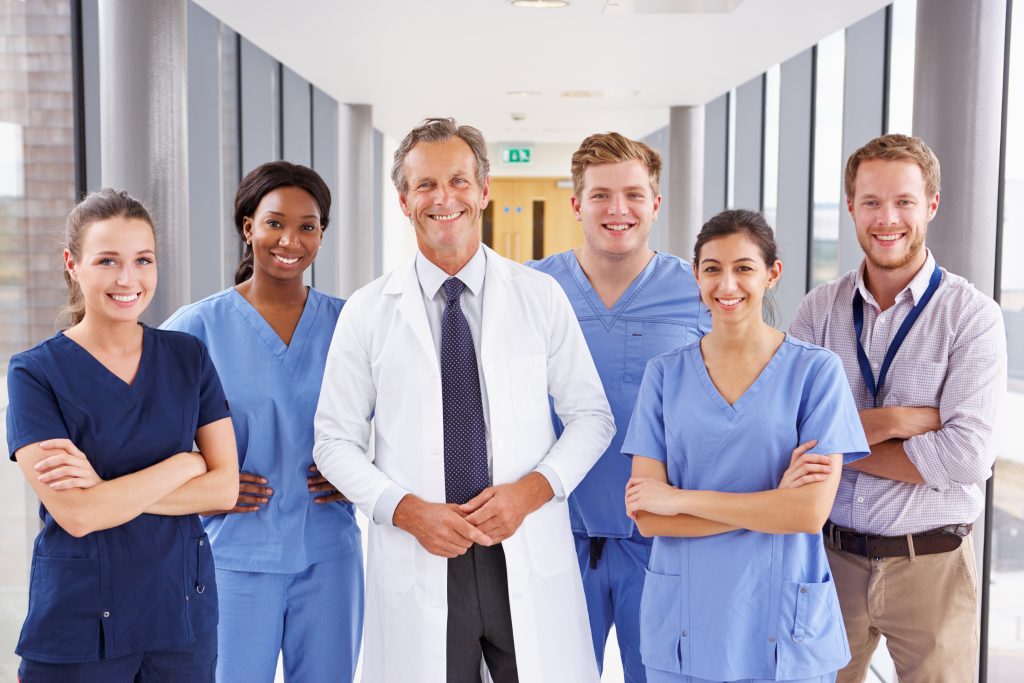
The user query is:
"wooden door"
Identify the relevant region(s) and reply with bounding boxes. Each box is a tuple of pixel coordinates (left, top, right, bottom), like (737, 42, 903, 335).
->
(486, 178, 581, 262)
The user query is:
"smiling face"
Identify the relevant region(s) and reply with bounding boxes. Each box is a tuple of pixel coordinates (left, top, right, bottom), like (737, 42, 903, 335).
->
(572, 159, 660, 261)
(65, 216, 157, 325)
(694, 231, 781, 324)
(848, 158, 938, 274)
(243, 185, 323, 282)
(398, 137, 489, 270)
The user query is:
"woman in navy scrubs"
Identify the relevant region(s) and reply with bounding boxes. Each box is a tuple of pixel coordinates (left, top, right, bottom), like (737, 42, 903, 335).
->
(623, 210, 869, 682)
(6, 189, 239, 681)
(163, 162, 363, 682)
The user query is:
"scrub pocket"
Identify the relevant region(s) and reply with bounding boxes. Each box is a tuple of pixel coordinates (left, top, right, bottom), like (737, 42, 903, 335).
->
(776, 576, 849, 679)
(639, 568, 686, 673)
(186, 534, 218, 635)
(624, 322, 696, 385)
(20, 556, 102, 660)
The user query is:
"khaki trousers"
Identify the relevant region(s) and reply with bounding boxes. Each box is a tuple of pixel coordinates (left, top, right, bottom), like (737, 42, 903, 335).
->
(827, 533, 978, 683)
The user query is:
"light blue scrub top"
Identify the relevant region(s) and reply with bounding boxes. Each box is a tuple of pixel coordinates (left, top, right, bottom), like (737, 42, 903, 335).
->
(163, 288, 359, 574)
(622, 336, 869, 681)
(529, 251, 706, 537)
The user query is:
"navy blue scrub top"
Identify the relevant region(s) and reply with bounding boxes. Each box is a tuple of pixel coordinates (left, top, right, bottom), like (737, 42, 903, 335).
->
(5, 326, 231, 664)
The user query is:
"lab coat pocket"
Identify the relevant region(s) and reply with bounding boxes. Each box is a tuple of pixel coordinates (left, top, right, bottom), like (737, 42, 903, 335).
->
(639, 569, 685, 673)
(21, 556, 101, 660)
(523, 501, 575, 577)
(508, 354, 549, 421)
(776, 576, 849, 679)
(375, 522, 416, 593)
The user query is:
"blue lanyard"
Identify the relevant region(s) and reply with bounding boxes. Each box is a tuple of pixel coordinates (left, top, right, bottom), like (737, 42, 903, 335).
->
(852, 263, 942, 406)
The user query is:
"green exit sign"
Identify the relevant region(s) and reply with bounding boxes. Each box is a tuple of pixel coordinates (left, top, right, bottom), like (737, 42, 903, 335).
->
(501, 146, 532, 164)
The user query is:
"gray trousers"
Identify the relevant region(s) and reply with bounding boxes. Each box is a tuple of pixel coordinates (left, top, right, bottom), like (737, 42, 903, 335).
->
(447, 543, 519, 683)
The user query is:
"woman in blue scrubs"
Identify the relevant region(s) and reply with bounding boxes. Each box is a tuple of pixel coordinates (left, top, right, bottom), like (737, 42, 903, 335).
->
(623, 209, 870, 683)
(163, 162, 363, 682)
(7, 189, 239, 681)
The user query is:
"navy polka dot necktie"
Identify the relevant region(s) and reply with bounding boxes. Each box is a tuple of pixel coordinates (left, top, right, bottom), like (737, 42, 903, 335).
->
(440, 277, 489, 505)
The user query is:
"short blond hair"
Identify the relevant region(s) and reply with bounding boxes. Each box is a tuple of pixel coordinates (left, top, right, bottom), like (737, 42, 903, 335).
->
(571, 132, 662, 199)
(844, 134, 941, 199)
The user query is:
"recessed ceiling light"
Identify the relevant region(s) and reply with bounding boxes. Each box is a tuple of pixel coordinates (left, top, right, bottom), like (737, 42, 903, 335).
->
(506, 90, 542, 97)
(510, 0, 570, 8)
(560, 89, 641, 98)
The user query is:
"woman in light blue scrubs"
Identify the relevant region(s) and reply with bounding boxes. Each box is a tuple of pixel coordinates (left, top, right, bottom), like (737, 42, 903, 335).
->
(163, 162, 363, 682)
(623, 209, 870, 683)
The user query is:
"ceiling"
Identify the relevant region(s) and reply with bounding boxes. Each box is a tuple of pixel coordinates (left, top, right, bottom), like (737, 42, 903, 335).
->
(193, 0, 891, 144)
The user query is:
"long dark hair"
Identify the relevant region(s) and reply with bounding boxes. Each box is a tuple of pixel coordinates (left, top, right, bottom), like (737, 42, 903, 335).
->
(693, 209, 780, 326)
(233, 161, 332, 284)
(62, 188, 154, 326)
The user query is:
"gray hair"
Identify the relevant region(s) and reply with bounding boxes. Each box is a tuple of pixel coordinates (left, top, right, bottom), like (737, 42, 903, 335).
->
(391, 117, 490, 195)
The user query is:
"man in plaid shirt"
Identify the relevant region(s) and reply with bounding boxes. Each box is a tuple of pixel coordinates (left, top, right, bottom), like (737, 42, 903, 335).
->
(789, 134, 1006, 682)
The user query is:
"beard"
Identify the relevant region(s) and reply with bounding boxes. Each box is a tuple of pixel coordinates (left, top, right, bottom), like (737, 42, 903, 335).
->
(860, 227, 926, 272)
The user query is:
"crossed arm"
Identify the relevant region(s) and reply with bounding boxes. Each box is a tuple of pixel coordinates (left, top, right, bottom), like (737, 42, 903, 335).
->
(626, 441, 843, 538)
(14, 417, 238, 538)
(845, 407, 941, 484)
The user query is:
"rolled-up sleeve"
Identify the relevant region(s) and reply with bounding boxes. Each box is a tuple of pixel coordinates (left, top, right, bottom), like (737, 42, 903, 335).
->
(904, 298, 1006, 490)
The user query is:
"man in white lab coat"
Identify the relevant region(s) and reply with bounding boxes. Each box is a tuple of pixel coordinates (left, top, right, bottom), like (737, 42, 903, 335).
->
(313, 117, 614, 682)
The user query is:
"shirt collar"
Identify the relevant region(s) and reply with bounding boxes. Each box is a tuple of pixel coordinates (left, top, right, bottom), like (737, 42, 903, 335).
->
(854, 249, 935, 308)
(415, 244, 486, 300)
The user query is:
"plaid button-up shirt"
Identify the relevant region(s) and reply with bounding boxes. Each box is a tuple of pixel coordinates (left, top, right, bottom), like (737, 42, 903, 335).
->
(789, 251, 1007, 536)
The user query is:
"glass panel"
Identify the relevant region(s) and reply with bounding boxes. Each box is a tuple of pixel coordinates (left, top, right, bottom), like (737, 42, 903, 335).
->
(990, 2, 1024, 680)
(726, 87, 737, 209)
(886, 0, 918, 135)
(811, 30, 845, 287)
(0, 0, 76, 678)
(763, 63, 781, 230)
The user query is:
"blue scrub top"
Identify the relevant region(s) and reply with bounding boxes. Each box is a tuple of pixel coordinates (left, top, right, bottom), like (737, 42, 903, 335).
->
(529, 251, 706, 537)
(163, 287, 359, 574)
(5, 327, 229, 663)
(622, 336, 869, 681)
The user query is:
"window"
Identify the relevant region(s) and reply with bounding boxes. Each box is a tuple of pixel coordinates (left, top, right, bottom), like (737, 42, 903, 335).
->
(886, 0, 917, 135)
(989, 2, 1024, 679)
(811, 30, 845, 287)
(763, 64, 781, 230)
(0, 1, 76, 678)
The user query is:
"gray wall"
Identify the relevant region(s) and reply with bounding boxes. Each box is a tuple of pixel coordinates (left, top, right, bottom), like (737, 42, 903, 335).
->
(641, 124, 671, 254)
(733, 74, 765, 211)
(774, 48, 815, 329)
(703, 93, 729, 221)
(838, 7, 888, 274)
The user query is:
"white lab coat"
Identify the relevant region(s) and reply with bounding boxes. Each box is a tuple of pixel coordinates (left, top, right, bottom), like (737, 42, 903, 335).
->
(314, 247, 613, 682)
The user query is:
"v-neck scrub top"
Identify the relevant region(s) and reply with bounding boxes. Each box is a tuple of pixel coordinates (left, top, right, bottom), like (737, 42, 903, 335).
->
(5, 327, 230, 663)
(162, 287, 359, 573)
(529, 251, 707, 537)
(622, 336, 870, 681)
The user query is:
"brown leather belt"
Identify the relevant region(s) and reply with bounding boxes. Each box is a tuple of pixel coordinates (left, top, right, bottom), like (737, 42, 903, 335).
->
(824, 520, 972, 559)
